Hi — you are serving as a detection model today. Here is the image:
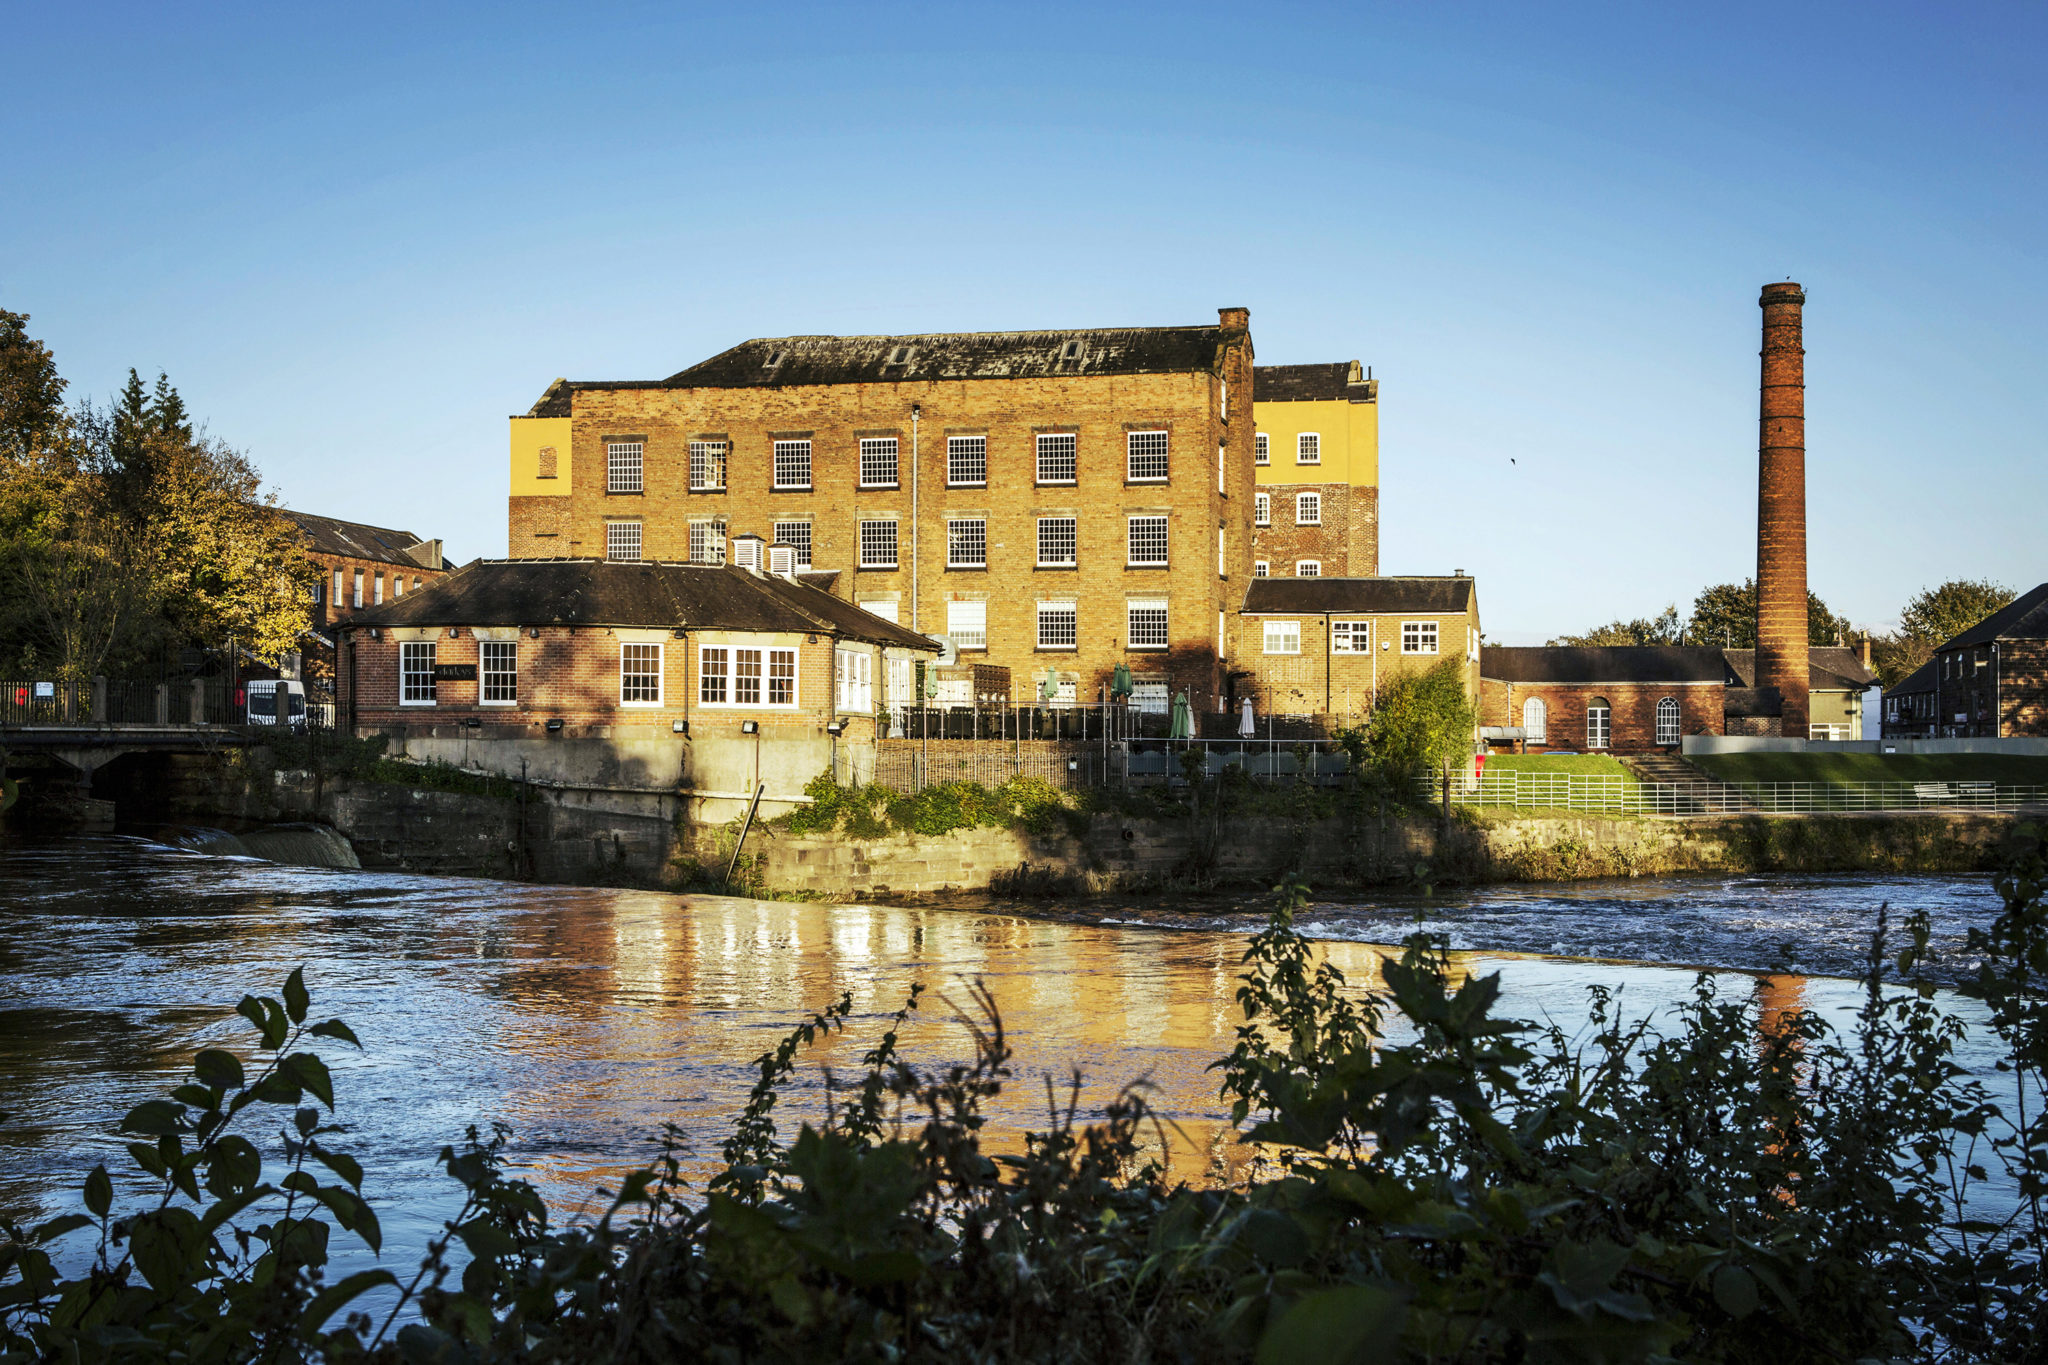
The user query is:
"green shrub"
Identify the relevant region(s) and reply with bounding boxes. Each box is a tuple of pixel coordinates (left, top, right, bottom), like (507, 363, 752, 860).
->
(779, 772, 1082, 841)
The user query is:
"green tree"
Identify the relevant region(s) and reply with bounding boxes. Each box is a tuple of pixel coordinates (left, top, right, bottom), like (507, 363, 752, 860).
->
(0, 310, 67, 459)
(1340, 656, 1476, 791)
(1868, 578, 2017, 688)
(1686, 579, 1850, 648)
(1549, 604, 1681, 646)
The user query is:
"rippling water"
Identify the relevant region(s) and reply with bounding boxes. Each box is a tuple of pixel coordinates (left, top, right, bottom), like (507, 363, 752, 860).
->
(0, 835, 2011, 1282)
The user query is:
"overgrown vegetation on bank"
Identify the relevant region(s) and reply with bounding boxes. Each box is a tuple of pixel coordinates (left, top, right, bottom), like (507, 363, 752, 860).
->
(263, 730, 531, 801)
(8, 830, 2048, 1361)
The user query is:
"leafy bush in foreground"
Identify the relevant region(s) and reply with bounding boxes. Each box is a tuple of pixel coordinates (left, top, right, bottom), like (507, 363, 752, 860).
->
(6, 830, 2048, 1361)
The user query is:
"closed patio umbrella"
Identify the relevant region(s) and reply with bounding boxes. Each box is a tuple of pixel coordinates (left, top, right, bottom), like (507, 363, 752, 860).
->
(1169, 689, 1193, 740)
(1238, 696, 1256, 738)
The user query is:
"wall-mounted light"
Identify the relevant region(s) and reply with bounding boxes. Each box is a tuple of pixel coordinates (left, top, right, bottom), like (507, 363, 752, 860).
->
(528, 627, 542, 639)
(807, 633, 818, 644)
(367, 628, 381, 639)
(740, 720, 759, 735)
(824, 719, 848, 736)
(464, 718, 482, 730)
(672, 628, 688, 639)
(545, 718, 564, 734)
(672, 720, 689, 735)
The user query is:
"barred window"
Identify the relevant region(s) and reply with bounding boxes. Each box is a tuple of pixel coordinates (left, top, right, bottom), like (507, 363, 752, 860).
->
(773, 439, 812, 489)
(621, 643, 662, 705)
(1402, 620, 1439, 654)
(688, 440, 727, 491)
(1255, 433, 1269, 465)
(1126, 430, 1169, 482)
(1037, 601, 1077, 649)
(947, 518, 987, 569)
(1254, 491, 1270, 526)
(1036, 432, 1077, 484)
(481, 641, 517, 703)
(606, 441, 644, 493)
(1296, 560, 1322, 577)
(688, 519, 726, 564)
(1331, 621, 1371, 654)
(1127, 515, 1169, 566)
(858, 519, 898, 569)
(859, 437, 899, 487)
(1296, 491, 1321, 525)
(606, 521, 642, 561)
(947, 435, 987, 486)
(768, 648, 796, 706)
(400, 641, 436, 704)
(1263, 621, 1301, 655)
(946, 600, 986, 651)
(773, 520, 812, 568)
(734, 648, 762, 705)
(1037, 516, 1076, 567)
(1127, 598, 1169, 650)
(700, 647, 728, 704)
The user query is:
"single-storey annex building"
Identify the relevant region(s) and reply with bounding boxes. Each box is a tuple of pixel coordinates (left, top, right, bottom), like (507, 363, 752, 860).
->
(1231, 575, 1480, 721)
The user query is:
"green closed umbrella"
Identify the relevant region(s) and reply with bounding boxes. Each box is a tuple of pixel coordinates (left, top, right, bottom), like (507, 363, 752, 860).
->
(1041, 667, 1060, 702)
(1169, 689, 1193, 739)
(1111, 663, 1133, 698)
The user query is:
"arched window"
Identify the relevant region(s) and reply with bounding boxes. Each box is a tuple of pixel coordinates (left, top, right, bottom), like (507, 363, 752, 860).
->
(1586, 697, 1611, 750)
(1522, 696, 1547, 744)
(1655, 696, 1680, 746)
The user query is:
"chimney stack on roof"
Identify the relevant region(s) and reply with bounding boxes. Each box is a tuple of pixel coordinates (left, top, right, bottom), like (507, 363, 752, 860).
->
(1218, 306, 1249, 332)
(1756, 282, 1810, 737)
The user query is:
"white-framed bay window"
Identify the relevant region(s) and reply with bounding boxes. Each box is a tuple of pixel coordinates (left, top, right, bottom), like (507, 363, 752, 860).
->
(400, 641, 437, 705)
(1263, 621, 1301, 655)
(620, 643, 663, 706)
(697, 644, 798, 707)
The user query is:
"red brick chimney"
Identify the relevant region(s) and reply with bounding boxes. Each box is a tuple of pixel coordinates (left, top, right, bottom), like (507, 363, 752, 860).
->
(1757, 282, 1809, 737)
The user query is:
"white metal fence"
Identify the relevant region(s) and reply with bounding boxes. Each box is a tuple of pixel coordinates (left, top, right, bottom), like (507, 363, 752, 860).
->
(1432, 771, 2048, 815)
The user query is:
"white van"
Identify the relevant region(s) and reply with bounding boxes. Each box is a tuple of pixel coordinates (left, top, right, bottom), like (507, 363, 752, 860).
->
(246, 679, 308, 727)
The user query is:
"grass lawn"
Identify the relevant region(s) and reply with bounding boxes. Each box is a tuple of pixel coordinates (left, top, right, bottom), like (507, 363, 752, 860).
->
(1478, 753, 1636, 780)
(1687, 752, 2048, 787)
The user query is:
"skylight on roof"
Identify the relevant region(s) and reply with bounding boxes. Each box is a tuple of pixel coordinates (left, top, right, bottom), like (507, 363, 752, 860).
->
(763, 350, 786, 369)
(885, 345, 913, 366)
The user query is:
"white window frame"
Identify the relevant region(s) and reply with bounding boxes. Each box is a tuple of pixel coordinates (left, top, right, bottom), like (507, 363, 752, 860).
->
(1523, 697, 1548, 743)
(1296, 432, 1321, 465)
(947, 435, 987, 487)
(1126, 430, 1169, 483)
(1254, 433, 1269, 465)
(688, 519, 726, 565)
(835, 648, 873, 712)
(1263, 621, 1301, 655)
(1331, 620, 1371, 653)
(373, 573, 384, 605)
(1127, 515, 1169, 567)
(606, 521, 642, 562)
(858, 519, 899, 570)
(688, 440, 728, 492)
(1036, 516, 1077, 568)
(1037, 600, 1077, 650)
(772, 439, 812, 490)
(1253, 560, 1270, 577)
(858, 437, 899, 488)
(1217, 442, 1226, 493)
(620, 642, 663, 707)
(352, 570, 364, 608)
(1296, 491, 1321, 526)
(330, 568, 342, 604)
(1127, 598, 1169, 651)
(1656, 696, 1681, 746)
(1217, 527, 1226, 576)
(947, 517, 987, 569)
(393, 577, 404, 598)
(699, 646, 728, 704)
(480, 641, 517, 705)
(1587, 698, 1612, 751)
(946, 600, 987, 652)
(772, 520, 812, 569)
(606, 441, 644, 494)
(1036, 432, 1077, 485)
(1254, 491, 1270, 526)
(400, 641, 437, 706)
(1295, 560, 1322, 577)
(1402, 620, 1438, 654)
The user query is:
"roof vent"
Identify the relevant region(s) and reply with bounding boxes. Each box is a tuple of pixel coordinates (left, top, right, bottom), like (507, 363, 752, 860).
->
(768, 543, 797, 577)
(731, 535, 766, 573)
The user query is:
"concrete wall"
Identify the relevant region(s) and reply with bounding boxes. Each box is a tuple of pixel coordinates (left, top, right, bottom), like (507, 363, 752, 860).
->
(1684, 735, 2048, 756)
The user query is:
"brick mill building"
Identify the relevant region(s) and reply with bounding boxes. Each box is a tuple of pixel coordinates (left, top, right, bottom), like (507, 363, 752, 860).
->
(1250, 362, 1379, 578)
(1232, 577, 1479, 721)
(1882, 582, 2048, 738)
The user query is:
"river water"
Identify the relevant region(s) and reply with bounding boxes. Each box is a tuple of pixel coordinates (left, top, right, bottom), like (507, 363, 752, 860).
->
(0, 835, 2014, 1275)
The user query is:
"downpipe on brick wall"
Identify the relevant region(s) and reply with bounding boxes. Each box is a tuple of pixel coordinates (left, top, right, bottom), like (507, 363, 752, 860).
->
(910, 403, 920, 634)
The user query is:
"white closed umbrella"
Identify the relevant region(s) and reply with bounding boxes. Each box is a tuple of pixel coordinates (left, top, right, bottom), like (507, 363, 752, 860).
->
(1237, 697, 1256, 738)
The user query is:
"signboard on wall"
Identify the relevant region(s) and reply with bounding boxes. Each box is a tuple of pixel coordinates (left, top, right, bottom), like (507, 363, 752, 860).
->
(431, 664, 479, 682)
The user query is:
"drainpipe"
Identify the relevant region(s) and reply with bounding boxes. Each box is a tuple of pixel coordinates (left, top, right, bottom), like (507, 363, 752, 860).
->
(1324, 611, 1332, 717)
(910, 403, 921, 634)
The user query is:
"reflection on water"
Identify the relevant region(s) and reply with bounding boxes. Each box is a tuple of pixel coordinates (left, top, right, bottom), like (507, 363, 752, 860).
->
(0, 837, 2007, 1272)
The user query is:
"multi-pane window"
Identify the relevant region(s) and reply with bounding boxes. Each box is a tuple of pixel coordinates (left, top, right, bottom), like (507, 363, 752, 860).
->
(700, 647, 728, 704)
(400, 641, 436, 704)
(947, 435, 987, 486)
(1127, 598, 1169, 650)
(481, 641, 518, 704)
(1402, 620, 1439, 654)
(1586, 698, 1611, 750)
(836, 649, 872, 711)
(1254, 433, 1269, 465)
(1263, 621, 1301, 655)
(1656, 697, 1681, 746)
(1296, 491, 1321, 525)
(607, 441, 644, 493)
(1331, 620, 1371, 653)
(1036, 433, 1077, 484)
(687, 519, 726, 564)
(1297, 433, 1320, 464)
(773, 439, 812, 489)
(332, 568, 342, 604)
(606, 521, 642, 561)
(858, 519, 898, 569)
(1296, 561, 1321, 577)
(768, 648, 795, 706)
(1253, 561, 1270, 577)
(734, 649, 762, 704)
(688, 440, 728, 491)
(1126, 430, 1169, 482)
(1523, 697, 1548, 743)
(772, 520, 812, 568)
(946, 600, 987, 651)
(1127, 515, 1169, 566)
(311, 579, 324, 605)
(1255, 492, 1270, 526)
(373, 573, 384, 605)
(621, 643, 662, 705)
(859, 437, 899, 487)
(353, 570, 364, 607)
(1037, 516, 1077, 567)
(947, 518, 987, 569)
(393, 577, 404, 598)
(1037, 600, 1077, 649)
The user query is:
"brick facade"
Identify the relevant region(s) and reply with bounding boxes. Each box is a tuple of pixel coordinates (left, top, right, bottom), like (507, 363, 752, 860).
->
(508, 495, 570, 552)
(1493, 681, 1723, 754)
(2000, 641, 2048, 737)
(1233, 579, 1480, 725)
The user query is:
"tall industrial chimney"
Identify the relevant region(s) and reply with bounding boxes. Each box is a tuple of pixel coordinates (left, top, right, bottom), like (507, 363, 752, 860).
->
(1757, 282, 1809, 738)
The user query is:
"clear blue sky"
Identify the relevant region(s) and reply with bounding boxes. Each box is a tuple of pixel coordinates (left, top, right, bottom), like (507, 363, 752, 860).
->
(5, 2, 2042, 643)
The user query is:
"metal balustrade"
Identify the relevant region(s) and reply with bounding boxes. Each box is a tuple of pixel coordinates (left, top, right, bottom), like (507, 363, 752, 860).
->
(1426, 770, 2048, 815)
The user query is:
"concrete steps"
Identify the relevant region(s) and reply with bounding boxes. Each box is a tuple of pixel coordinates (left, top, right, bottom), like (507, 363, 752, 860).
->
(1621, 754, 1757, 813)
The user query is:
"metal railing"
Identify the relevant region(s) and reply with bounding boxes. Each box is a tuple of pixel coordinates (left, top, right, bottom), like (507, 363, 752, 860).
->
(0, 677, 286, 730)
(1433, 771, 2048, 815)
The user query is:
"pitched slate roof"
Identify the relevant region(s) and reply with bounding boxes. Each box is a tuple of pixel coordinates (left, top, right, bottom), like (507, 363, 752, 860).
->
(347, 559, 940, 653)
(1240, 577, 1474, 616)
(1943, 582, 2048, 648)
(283, 510, 443, 570)
(1724, 647, 1878, 690)
(1886, 658, 1938, 698)
(1253, 362, 1375, 403)
(1483, 646, 1732, 685)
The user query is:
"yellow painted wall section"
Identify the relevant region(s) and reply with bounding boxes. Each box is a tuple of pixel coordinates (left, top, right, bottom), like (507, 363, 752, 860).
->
(509, 416, 574, 497)
(1253, 398, 1377, 489)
